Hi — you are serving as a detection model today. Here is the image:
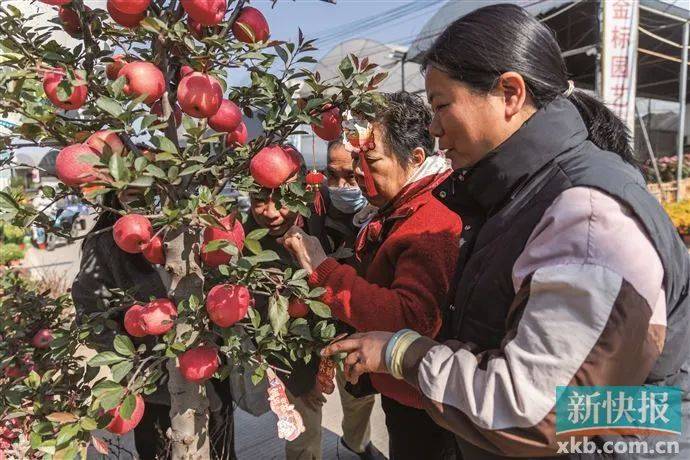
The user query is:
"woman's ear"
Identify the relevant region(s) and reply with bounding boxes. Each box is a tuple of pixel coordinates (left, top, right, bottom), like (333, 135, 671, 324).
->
(497, 71, 529, 119)
(410, 147, 427, 168)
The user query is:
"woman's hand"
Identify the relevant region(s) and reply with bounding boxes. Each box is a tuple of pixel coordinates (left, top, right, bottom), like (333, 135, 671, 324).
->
(321, 332, 394, 384)
(278, 226, 328, 274)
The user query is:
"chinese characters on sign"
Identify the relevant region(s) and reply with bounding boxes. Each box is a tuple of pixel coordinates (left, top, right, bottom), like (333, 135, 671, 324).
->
(556, 386, 682, 436)
(602, 0, 639, 134)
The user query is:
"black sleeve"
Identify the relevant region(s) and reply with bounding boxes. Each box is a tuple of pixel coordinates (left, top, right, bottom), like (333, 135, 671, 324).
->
(71, 237, 120, 318)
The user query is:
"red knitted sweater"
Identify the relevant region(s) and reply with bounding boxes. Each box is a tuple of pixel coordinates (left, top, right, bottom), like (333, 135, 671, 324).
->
(309, 180, 462, 408)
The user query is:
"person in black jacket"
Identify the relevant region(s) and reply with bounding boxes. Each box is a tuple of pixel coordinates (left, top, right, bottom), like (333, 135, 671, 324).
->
(72, 192, 236, 460)
(322, 4, 690, 460)
(244, 181, 332, 460)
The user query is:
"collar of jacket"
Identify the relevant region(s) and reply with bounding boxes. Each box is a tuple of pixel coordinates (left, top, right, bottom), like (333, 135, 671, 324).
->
(434, 97, 589, 216)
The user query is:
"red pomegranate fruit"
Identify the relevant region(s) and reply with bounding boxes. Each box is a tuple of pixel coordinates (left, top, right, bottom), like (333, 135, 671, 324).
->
(178, 346, 219, 383)
(107, 0, 147, 28)
(32, 328, 54, 349)
(55, 144, 100, 187)
(181, 0, 226, 26)
(106, 54, 127, 80)
(123, 304, 147, 337)
(86, 130, 125, 156)
(43, 69, 88, 110)
(113, 214, 153, 254)
(177, 72, 223, 118)
(117, 61, 166, 105)
(109, 0, 150, 15)
(205, 284, 251, 327)
(142, 235, 165, 265)
(106, 394, 145, 435)
(208, 99, 242, 133)
(288, 297, 309, 318)
(201, 215, 245, 267)
(232, 7, 269, 43)
(225, 122, 248, 147)
(311, 106, 342, 141)
(249, 145, 301, 189)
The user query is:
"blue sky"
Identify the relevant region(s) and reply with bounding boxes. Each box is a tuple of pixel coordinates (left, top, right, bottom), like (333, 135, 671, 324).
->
(248, 0, 444, 61)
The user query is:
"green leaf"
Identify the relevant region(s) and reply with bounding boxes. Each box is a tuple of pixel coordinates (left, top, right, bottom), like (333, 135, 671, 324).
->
(145, 164, 167, 179)
(338, 57, 355, 80)
(179, 164, 203, 176)
(96, 96, 124, 117)
(308, 287, 326, 298)
(268, 295, 289, 334)
(80, 417, 98, 431)
(111, 361, 133, 383)
(153, 136, 178, 154)
(293, 269, 308, 281)
(182, 115, 196, 131)
(134, 156, 148, 172)
(55, 423, 80, 448)
(307, 300, 331, 318)
(99, 388, 126, 411)
(112, 75, 126, 97)
(155, 151, 178, 162)
(40, 185, 55, 199)
(129, 175, 154, 187)
(140, 114, 159, 130)
(88, 352, 126, 367)
(246, 228, 269, 240)
(248, 308, 261, 329)
(275, 45, 289, 64)
(113, 335, 135, 357)
(289, 319, 313, 340)
(245, 250, 279, 265)
(251, 366, 265, 385)
(119, 394, 137, 420)
(108, 153, 127, 182)
(91, 380, 123, 398)
(203, 239, 229, 253)
(244, 239, 261, 255)
(26, 370, 41, 389)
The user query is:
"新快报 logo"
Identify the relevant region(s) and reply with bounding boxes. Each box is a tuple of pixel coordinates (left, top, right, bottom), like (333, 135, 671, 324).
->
(556, 386, 682, 436)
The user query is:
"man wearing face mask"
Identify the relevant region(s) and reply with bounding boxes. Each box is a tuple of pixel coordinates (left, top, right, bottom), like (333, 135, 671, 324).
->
(320, 140, 383, 460)
(324, 140, 374, 270)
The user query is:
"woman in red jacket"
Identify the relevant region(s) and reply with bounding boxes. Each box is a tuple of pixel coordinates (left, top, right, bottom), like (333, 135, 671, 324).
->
(281, 91, 462, 460)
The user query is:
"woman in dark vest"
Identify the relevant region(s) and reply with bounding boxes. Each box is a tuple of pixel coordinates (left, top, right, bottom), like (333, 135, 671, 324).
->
(323, 4, 690, 459)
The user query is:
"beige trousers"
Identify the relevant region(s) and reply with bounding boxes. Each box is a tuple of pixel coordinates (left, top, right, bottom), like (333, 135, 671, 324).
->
(285, 370, 376, 460)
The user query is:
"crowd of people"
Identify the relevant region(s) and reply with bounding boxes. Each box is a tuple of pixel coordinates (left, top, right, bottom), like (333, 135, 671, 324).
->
(72, 4, 690, 460)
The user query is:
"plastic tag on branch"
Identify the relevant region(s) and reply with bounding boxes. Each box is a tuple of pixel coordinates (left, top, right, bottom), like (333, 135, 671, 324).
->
(341, 110, 374, 153)
(266, 368, 305, 441)
(342, 110, 378, 196)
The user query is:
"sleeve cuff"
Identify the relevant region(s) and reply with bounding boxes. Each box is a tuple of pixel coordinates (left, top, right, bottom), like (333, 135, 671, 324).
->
(308, 257, 341, 286)
(401, 336, 438, 388)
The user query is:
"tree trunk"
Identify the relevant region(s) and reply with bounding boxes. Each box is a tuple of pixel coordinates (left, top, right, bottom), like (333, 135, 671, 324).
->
(165, 224, 210, 459)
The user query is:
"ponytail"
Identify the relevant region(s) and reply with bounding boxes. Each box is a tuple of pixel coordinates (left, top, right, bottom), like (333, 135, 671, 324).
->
(423, 3, 636, 165)
(567, 89, 635, 164)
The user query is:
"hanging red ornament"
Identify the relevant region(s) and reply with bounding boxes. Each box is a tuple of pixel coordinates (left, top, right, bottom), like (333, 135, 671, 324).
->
(317, 357, 336, 395)
(306, 169, 326, 215)
(342, 113, 378, 198)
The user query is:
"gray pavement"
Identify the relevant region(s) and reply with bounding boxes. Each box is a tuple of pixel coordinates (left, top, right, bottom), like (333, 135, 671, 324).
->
(21, 240, 389, 459)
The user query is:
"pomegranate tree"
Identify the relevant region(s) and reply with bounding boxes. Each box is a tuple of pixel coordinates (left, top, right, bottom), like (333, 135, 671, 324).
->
(0, 0, 387, 457)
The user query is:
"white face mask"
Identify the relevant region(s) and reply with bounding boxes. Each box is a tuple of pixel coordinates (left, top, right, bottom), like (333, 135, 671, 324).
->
(328, 186, 367, 214)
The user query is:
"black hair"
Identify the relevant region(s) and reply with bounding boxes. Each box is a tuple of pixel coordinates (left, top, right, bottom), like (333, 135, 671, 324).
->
(423, 3, 634, 164)
(374, 91, 435, 167)
(326, 139, 343, 159)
